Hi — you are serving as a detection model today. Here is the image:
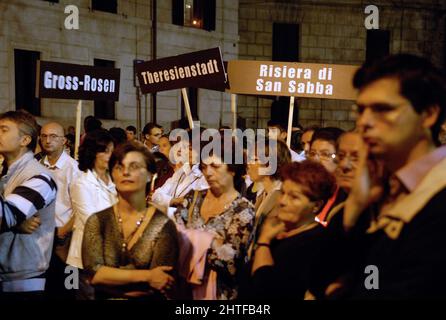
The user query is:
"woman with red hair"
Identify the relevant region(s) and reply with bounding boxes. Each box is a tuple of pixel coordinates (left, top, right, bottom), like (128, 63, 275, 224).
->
(246, 160, 336, 299)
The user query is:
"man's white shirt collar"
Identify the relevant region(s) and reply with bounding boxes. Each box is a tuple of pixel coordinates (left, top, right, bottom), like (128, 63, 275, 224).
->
(43, 151, 69, 169)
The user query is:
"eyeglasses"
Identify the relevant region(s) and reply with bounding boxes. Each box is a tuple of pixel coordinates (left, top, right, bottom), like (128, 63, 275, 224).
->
(113, 162, 146, 173)
(308, 150, 336, 161)
(40, 134, 64, 140)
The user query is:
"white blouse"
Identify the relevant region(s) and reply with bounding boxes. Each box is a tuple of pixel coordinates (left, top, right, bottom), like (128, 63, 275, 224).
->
(152, 163, 209, 210)
(67, 169, 117, 269)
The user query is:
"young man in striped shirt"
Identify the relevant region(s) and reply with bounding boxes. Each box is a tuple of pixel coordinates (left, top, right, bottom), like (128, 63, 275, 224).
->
(0, 110, 57, 300)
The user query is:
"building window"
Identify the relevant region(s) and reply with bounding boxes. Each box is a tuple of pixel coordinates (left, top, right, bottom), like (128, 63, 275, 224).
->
(14, 49, 41, 116)
(172, 0, 216, 31)
(92, 0, 117, 14)
(94, 59, 115, 120)
(184, 0, 195, 26)
(271, 23, 300, 124)
(272, 23, 299, 62)
(366, 30, 390, 64)
(181, 87, 198, 120)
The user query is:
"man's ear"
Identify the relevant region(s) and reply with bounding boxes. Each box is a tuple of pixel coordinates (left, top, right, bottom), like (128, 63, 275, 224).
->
(20, 135, 32, 148)
(422, 104, 440, 130)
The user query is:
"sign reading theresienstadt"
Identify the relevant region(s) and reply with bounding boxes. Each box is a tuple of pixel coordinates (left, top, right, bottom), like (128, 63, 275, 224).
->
(36, 61, 120, 101)
(135, 47, 226, 94)
(228, 60, 359, 100)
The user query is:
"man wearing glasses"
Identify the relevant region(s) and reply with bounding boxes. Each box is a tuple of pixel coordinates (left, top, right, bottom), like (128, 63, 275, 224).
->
(142, 122, 163, 153)
(342, 54, 446, 298)
(39, 122, 80, 299)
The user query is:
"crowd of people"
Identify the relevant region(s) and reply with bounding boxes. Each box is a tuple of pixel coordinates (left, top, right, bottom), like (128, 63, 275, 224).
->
(1, 53, 446, 300)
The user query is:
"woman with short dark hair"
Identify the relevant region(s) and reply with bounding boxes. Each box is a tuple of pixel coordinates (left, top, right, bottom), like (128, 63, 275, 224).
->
(245, 138, 292, 258)
(67, 129, 117, 299)
(82, 142, 178, 300)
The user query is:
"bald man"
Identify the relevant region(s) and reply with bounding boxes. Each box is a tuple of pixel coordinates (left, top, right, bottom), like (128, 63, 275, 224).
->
(39, 122, 80, 298)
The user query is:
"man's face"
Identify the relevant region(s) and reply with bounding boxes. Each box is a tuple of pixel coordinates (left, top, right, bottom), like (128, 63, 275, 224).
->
(147, 127, 163, 145)
(40, 123, 66, 155)
(301, 130, 314, 155)
(268, 126, 286, 142)
(126, 130, 135, 141)
(0, 119, 28, 155)
(356, 78, 425, 160)
(335, 132, 362, 191)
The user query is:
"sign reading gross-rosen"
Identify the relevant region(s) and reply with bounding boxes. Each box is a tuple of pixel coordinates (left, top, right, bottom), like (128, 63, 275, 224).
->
(135, 47, 226, 94)
(228, 60, 359, 100)
(36, 61, 120, 101)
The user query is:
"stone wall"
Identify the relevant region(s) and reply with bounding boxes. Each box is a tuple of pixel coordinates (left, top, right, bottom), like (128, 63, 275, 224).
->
(238, 0, 445, 130)
(0, 0, 153, 130)
(1, 0, 444, 131)
(156, 0, 238, 129)
(0, 0, 239, 131)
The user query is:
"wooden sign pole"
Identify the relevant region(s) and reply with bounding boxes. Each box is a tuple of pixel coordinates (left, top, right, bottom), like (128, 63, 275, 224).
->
(136, 86, 141, 142)
(286, 96, 295, 148)
(231, 94, 237, 131)
(74, 100, 82, 160)
(181, 88, 195, 130)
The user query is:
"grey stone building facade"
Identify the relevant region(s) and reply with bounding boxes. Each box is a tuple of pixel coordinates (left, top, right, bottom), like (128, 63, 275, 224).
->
(0, 0, 445, 132)
(0, 0, 238, 131)
(238, 0, 446, 130)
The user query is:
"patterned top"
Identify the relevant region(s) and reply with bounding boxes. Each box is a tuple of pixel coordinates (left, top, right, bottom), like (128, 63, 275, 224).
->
(82, 207, 179, 299)
(174, 190, 255, 300)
